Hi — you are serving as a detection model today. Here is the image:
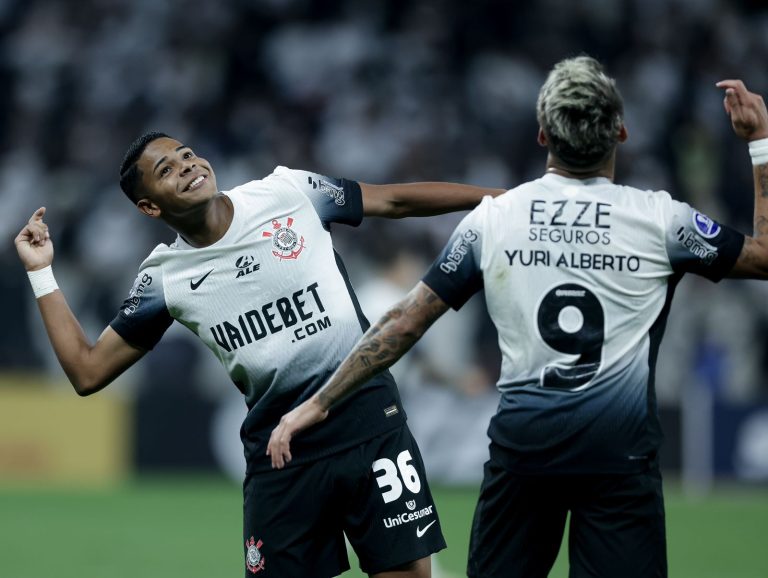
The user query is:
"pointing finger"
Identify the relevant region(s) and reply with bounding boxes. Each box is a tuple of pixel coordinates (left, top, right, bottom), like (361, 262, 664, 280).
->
(718, 81, 747, 112)
(716, 79, 747, 92)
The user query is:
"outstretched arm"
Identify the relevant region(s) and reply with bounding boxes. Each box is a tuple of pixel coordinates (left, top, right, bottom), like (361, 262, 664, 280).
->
(15, 208, 145, 395)
(717, 80, 768, 278)
(267, 282, 450, 468)
(360, 181, 505, 218)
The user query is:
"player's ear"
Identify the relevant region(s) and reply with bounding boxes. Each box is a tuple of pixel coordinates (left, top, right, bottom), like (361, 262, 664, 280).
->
(618, 124, 628, 144)
(537, 128, 548, 147)
(136, 198, 161, 218)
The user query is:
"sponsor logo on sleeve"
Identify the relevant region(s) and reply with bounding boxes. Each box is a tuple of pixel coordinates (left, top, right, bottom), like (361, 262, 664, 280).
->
(439, 229, 479, 274)
(123, 273, 152, 315)
(262, 217, 305, 261)
(308, 175, 345, 205)
(676, 226, 717, 264)
(692, 211, 721, 239)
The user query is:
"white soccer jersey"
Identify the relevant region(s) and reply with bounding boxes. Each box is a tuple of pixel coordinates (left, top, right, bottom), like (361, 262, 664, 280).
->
(111, 167, 405, 470)
(423, 173, 744, 474)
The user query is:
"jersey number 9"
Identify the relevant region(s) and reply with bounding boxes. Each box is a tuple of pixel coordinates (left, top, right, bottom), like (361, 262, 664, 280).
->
(536, 283, 604, 391)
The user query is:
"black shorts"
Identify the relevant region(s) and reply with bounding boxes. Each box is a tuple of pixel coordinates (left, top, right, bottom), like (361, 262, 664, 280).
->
(468, 449, 667, 578)
(242, 424, 445, 577)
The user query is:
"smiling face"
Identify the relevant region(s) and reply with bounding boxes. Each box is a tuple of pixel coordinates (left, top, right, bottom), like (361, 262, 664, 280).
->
(135, 137, 218, 219)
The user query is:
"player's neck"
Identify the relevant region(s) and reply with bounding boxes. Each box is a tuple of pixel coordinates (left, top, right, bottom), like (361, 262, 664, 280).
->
(545, 154, 616, 181)
(171, 194, 234, 248)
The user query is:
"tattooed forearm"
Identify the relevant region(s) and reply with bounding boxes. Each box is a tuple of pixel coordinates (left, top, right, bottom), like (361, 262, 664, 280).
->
(739, 237, 760, 268)
(317, 302, 414, 409)
(316, 283, 449, 410)
(759, 164, 768, 199)
(756, 216, 768, 238)
(756, 165, 768, 239)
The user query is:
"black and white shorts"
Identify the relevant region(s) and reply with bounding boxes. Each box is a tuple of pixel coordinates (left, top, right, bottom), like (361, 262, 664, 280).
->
(242, 424, 445, 577)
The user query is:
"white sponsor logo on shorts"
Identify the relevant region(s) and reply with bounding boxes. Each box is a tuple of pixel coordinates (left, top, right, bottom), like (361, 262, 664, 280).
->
(416, 520, 436, 538)
(382, 504, 434, 529)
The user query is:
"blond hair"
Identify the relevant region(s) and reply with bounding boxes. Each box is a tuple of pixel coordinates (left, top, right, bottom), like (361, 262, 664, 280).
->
(536, 56, 624, 168)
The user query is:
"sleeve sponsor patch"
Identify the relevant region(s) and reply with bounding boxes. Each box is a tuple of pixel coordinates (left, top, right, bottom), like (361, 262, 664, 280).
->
(439, 229, 479, 274)
(287, 168, 362, 226)
(307, 175, 345, 206)
(674, 225, 718, 265)
(110, 265, 173, 349)
(423, 214, 484, 310)
(692, 211, 721, 239)
(665, 200, 744, 281)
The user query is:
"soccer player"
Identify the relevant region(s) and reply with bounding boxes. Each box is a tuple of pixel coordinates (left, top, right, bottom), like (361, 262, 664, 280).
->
(267, 58, 768, 578)
(14, 133, 505, 578)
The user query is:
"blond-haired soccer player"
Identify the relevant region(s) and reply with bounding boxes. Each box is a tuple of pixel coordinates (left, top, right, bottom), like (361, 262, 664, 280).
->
(269, 58, 768, 578)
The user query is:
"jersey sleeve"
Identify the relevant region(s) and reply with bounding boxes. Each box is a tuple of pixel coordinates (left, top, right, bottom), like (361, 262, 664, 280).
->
(109, 261, 173, 350)
(422, 205, 485, 310)
(279, 167, 364, 227)
(660, 194, 744, 281)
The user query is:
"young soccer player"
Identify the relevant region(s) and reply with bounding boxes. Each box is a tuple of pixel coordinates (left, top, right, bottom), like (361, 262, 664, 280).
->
(15, 133, 503, 577)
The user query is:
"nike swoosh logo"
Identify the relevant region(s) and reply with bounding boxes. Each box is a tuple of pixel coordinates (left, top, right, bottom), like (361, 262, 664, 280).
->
(190, 269, 214, 290)
(416, 520, 436, 538)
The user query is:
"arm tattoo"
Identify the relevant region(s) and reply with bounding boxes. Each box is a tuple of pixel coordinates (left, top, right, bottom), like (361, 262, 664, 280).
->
(740, 237, 760, 268)
(316, 283, 449, 410)
(733, 164, 768, 278)
(759, 164, 768, 200)
(756, 165, 768, 239)
(756, 216, 768, 238)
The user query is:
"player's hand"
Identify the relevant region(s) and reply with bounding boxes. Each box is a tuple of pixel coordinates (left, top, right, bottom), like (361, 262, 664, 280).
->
(266, 397, 329, 469)
(14, 207, 54, 272)
(717, 80, 768, 141)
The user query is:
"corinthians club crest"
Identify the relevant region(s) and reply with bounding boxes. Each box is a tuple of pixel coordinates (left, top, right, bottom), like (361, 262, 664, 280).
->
(262, 217, 305, 261)
(245, 536, 265, 574)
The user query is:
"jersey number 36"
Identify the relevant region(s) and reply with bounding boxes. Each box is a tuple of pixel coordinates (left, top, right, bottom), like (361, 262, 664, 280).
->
(372, 450, 421, 504)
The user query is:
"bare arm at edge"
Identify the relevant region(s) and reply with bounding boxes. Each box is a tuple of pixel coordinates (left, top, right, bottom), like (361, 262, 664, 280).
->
(360, 181, 505, 218)
(717, 80, 768, 278)
(14, 207, 146, 395)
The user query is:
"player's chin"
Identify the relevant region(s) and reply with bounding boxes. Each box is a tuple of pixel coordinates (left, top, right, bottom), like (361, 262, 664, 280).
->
(180, 186, 216, 207)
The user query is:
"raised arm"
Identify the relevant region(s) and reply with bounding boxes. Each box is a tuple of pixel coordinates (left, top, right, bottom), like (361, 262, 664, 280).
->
(267, 282, 450, 468)
(717, 80, 768, 278)
(360, 181, 505, 218)
(14, 208, 145, 395)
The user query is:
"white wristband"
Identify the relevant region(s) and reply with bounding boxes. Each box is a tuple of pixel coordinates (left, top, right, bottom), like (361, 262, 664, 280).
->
(27, 265, 59, 299)
(748, 138, 768, 166)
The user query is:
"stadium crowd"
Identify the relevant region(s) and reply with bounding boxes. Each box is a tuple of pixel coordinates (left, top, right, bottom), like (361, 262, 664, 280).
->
(1, 0, 767, 480)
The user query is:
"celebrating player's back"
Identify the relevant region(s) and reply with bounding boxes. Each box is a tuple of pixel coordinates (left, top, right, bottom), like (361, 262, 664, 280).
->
(268, 59, 768, 578)
(429, 172, 743, 475)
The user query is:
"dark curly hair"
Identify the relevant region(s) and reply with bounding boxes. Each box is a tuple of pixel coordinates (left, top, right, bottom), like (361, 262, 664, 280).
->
(119, 131, 170, 202)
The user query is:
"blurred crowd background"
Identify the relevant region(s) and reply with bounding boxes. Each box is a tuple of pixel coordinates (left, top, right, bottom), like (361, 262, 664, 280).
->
(1, 0, 768, 485)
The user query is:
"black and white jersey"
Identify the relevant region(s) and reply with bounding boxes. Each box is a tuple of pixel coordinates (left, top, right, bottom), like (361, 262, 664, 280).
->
(110, 167, 405, 471)
(423, 173, 744, 474)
